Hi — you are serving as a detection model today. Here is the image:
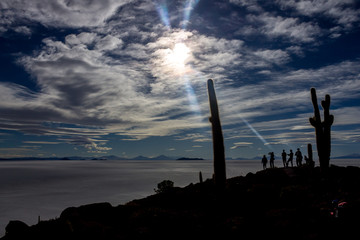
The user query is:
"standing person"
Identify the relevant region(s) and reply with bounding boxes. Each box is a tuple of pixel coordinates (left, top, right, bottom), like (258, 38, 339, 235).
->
(281, 150, 287, 168)
(295, 148, 303, 167)
(262, 155, 268, 170)
(269, 152, 275, 168)
(287, 149, 294, 167)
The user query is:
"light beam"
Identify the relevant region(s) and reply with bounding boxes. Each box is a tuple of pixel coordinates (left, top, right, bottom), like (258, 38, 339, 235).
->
(182, 0, 200, 29)
(155, 0, 170, 28)
(240, 116, 274, 151)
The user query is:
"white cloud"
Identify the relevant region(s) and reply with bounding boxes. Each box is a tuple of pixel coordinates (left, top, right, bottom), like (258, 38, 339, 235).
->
(230, 142, 253, 149)
(229, 0, 263, 12)
(277, 0, 360, 29)
(65, 32, 98, 46)
(22, 141, 61, 145)
(14, 26, 31, 35)
(95, 35, 123, 51)
(0, 0, 135, 28)
(258, 14, 322, 43)
(176, 133, 211, 142)
(254, 49, 290, 65)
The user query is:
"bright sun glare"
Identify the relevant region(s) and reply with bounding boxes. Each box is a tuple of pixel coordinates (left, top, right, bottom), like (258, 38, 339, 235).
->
(166, 42, 192, 75)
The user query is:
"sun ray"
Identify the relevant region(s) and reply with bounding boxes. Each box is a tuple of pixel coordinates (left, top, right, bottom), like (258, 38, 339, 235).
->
(240, 116, 274, 151)
(155, 0, 170, 28)
(182, 0, 200, 29)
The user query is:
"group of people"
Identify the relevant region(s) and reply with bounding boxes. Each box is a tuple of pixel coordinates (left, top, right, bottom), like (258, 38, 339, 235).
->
(262, 148, 309, 169)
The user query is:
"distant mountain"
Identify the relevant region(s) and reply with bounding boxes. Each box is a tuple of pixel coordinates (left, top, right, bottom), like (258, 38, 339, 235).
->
(154, 155, 175, 160)
(99, 155, 128, 160)
(131, 155, 151, 160)
(131, 155, 177, 160)
(176, 157, 204, 160)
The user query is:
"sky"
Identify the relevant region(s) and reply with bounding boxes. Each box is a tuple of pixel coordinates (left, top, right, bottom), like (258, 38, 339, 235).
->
(0, 0, 359, 160)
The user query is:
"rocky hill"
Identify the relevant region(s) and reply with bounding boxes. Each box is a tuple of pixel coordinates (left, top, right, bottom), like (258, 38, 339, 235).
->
(2, 165, 360, 240)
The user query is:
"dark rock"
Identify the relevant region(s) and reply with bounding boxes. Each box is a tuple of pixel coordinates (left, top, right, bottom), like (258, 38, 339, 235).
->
(4, 221, 29, 238)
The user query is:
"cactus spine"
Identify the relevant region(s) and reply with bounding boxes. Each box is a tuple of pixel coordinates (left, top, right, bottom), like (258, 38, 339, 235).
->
(207, 79, 226, 189)
(309, 88, 334, 170)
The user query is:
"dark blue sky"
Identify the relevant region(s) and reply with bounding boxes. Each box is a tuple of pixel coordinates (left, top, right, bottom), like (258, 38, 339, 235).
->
(0, 0, 359, 159)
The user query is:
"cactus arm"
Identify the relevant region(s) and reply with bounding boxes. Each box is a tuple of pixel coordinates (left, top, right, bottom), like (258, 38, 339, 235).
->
(310, 88, 322, 126)
(207, 79, 226, 188)
(321, 95, 334, 127)
(321, 94, 334, 163)
(310, 88, 324, 166)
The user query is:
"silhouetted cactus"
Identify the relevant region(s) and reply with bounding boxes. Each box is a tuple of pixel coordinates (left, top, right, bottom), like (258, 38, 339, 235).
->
(199, 171, 203, 183)
(309, 88, 334, 170)
(207, 79, 226, 189)
(307, 143, 313, 163)
(307, 143, 315, 167)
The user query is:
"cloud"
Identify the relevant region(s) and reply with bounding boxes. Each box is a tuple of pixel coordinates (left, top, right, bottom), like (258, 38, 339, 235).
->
(231, 0, 360, 45)
(95, 35, 123, 51)
(277, 0, 360, 30)
(254, 49, 290, 65)
(229, 0, 263, 12)
(0, 0, 135, 28)
(261, 14, 322, 43)
(176, 133, 211, 143)
(22, 141, 61, 145)
(13, 26, 31, 35)
(65, 32, 98, 46)
(230, 142, 253, 149)
(0, 147, 35, 158)
(243, 13, 322, 43)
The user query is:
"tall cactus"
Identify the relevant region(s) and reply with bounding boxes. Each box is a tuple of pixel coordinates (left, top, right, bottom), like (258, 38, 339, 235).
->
(309, 88, 334, 170)
(307, 143, 313, 163)
(207, 79, 226, 189)
(307, 143, 314, 167)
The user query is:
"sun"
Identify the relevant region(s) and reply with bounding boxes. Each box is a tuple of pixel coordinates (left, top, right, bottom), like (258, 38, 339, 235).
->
(165, 42, 192, 75)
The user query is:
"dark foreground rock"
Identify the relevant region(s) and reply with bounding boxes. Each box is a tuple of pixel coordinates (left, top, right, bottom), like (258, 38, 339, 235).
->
(2, 165, 360, 240)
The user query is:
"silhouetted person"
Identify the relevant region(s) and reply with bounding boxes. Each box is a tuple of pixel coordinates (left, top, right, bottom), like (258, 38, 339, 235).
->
(262, 155, 268, 170)
(287, 149, 294, 167)
(295, 148, 303, 167)
(281, 150, 287, 167)
(269, 152, 275, 168)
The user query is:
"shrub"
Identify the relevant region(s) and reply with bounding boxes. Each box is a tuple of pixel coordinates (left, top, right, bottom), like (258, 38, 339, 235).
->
(154, 180, 174, 194)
